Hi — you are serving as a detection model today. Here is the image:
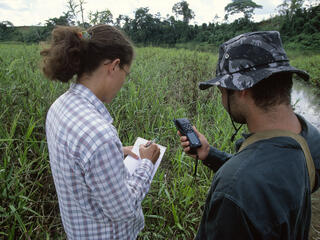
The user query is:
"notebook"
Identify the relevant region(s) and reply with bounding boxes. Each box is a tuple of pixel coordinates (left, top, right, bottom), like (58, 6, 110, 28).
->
(124, 137, 166, 179)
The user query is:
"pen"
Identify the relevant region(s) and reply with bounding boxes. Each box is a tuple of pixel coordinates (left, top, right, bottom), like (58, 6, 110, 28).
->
(145, 138, 158, 147)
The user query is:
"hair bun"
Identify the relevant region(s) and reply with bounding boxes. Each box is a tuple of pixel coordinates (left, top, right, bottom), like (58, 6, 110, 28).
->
(41, 24, 134, 83)
(41, 26, 83, 82)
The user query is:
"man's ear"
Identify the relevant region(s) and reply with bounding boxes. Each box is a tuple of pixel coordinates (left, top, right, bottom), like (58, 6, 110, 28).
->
(238, 89, 250, 98)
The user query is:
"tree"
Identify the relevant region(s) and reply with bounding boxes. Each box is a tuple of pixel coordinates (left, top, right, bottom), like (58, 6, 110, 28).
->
(115, 14, 125, 27)
(66, 0, 79, 25)
(130, 7, 154, 43)
(89, 10, 113, 25)
(45, 13, 71, 29)
(172, 1, 195, 24)
(290, 0, 305, 12)
(117, 15, 131, 32)
(78, 0, 86, 27)
(1, 21, 14, 28)
(224, 0, 262, 20)
(212, 14, 220, 24)
(306, 0, 320, 7)
(278, 0, 306, 18)
(0, 21, 14, 40)
(277, 0, 290, 16)
(66, 0, 86, 26)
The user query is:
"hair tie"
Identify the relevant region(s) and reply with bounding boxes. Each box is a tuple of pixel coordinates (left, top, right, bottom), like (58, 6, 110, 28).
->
(78, 31, 91, 40)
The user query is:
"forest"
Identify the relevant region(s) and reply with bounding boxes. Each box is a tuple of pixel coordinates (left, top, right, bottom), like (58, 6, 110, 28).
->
(0, 0, 320, 49)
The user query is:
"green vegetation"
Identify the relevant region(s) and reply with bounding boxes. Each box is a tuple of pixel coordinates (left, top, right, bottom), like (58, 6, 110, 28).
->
(289, 52, 320, 88)
(224, 0, 262, 21)
(1, 1, 320, 49)
(0, 43, 230, 239)
(1, 43, 320, 239)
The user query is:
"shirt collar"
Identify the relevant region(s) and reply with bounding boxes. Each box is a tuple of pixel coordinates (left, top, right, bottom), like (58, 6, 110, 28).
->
(69, 83, 113, 123)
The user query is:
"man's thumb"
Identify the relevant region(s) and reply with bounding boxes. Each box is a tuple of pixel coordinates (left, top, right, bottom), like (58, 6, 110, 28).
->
(192, 126, 201, 136)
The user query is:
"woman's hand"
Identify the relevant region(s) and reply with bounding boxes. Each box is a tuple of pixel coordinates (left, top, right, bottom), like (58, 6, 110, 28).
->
(123, 146, 139, 159)
(139, 143, 160, 164)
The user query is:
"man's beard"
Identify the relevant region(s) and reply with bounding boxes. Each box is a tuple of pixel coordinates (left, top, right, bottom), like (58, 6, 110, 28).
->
(228, 101, 247, 124)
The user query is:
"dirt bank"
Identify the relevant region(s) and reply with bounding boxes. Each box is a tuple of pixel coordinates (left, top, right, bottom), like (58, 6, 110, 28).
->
(310, 190, 320, 239)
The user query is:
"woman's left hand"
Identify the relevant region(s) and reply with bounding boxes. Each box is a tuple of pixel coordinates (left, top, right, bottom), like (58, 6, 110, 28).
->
(123, 146, 139, 159)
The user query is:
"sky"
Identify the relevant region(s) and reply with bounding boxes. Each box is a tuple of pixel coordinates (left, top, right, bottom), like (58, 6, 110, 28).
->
(0, 0, 284, 26)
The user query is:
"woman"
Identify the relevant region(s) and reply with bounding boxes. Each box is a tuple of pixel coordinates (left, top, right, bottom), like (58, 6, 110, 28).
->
(41, 25, 160, 239)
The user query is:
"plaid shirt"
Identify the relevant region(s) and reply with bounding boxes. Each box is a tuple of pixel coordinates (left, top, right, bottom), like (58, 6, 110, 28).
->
(46, 83, 154, 239)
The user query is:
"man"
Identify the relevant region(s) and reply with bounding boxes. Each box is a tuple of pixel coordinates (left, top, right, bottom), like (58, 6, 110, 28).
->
(179, 31, 320, 239)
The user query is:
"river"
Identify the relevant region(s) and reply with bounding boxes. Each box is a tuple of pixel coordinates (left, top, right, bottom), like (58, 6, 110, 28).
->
(292, 80, 320, 239)
(292, 80, 320, 130)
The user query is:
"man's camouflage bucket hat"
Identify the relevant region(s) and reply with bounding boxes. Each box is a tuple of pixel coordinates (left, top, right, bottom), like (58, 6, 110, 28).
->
(199, 31, 309, 91)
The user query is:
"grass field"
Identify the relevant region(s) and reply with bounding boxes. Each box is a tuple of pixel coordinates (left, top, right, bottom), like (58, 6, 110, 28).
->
(0, 43, 319, 239)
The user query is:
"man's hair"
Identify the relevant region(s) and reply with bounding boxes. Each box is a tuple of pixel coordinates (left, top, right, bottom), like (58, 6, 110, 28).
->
(249, 72, 293, 111)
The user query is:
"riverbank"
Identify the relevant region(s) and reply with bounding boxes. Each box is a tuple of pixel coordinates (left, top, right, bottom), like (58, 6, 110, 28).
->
(292, 80, 320, 240)
(292, 80, 320, 130)
(289, 51, 320, 90)
(311, 191, 320, 240)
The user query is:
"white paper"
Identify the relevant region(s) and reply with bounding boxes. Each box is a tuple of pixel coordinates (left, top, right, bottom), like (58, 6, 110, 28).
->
(124, 137, 166, 179)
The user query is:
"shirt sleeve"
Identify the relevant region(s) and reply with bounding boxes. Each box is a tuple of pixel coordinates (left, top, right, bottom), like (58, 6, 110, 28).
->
(85, 138, 154, 222)
(202, 146, 233, 172)
(196, 196, 259, 240)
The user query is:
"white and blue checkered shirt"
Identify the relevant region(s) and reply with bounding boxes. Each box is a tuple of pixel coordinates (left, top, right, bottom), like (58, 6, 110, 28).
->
(46, 83, 154, 239)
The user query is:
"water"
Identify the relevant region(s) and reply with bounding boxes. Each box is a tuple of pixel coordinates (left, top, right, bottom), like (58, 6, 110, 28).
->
(292, 80, 320, 130)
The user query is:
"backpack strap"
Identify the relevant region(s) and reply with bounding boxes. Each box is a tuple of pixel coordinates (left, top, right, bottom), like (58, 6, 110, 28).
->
(238, 130, 315, 191)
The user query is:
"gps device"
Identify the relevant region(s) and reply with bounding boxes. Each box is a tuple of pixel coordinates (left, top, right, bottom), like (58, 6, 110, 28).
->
(173, 118, 202, 155)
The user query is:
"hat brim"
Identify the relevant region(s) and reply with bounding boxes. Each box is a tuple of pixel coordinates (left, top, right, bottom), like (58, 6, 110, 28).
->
(199, 65, 310, 91)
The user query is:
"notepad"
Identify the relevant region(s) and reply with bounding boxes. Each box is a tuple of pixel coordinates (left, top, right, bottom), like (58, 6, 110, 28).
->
(124, 137, 166, 179)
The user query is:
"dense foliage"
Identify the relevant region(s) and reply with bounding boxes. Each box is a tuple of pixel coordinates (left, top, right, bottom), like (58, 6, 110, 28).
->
(224, 0, 263, 20)
(280, 5, 320, 49)
(0, 2, 319, 49)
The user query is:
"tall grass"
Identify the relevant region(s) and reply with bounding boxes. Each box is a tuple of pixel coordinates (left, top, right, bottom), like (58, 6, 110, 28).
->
(1, 43, 319, 239)
(288, 51, 320, 88)
(0, 44, 68, 239)
(0, 43, 236, 239)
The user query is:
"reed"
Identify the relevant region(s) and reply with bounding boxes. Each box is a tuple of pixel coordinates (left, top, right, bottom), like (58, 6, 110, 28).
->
(1, 43, 319, 239)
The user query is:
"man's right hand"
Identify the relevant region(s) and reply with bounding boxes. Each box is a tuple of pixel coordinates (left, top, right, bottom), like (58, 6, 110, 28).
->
(139, 143, 160, 164)
(178, 126, 210, 161)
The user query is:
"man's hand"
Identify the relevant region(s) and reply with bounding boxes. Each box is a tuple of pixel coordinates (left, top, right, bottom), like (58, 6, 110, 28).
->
(139, 143, 160, 164)
(123, 146, 139, 159)
(178, 126, 210, 160)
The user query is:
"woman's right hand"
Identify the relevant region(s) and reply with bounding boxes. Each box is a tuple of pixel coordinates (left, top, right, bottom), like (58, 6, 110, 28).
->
(178, 126, 210, 161)
(139, 143, 160, 164)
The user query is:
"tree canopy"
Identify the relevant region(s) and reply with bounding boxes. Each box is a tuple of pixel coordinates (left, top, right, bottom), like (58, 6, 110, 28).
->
(225, 0, 263, 20)
(89, 10, 113, 25)
(172, 1, 195, 24)
(1, 0, 319, 49)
